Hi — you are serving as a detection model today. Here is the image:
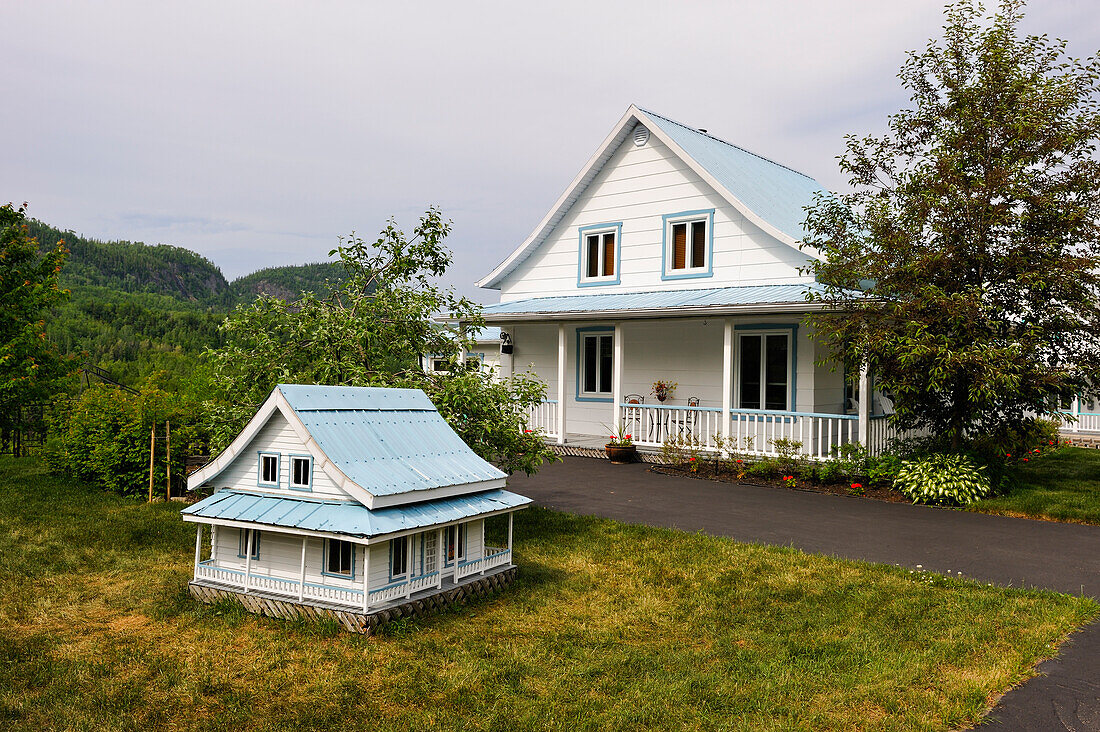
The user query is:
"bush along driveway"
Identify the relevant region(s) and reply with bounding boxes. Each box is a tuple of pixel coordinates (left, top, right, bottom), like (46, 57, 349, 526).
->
(509, 456, 1100, 731)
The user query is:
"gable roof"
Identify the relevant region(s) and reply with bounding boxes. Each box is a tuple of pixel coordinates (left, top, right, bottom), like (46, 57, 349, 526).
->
(186, 384, 507, 509)
(477, 105, 829, 290)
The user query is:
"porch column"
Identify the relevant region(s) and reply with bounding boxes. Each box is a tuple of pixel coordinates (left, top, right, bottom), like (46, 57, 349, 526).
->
(243, 530, 254, 593)
(502, 328, 514, 381)
(556, 324, 566, 445)
(362, 543, 371, 612)
(437, 528, 444, 588)
(298, 537, 307, 602)
(193, 525, 202, 577)
(507, 513, 513, 558)
(612, 322, 623, 432)
(857, 363, 871, 446)
(721, 319, 733, 453)
(406, 534, 415, 599)
(454, 527, 461, 584)
(1072, 396, 1081, 433)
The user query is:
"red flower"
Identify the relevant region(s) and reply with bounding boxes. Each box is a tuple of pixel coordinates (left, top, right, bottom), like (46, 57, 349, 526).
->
(851, 483, 862, 489)
(1005, 454, 1011, 458)
(689, 457, 696, 461)
(625, 434, 632, 439)
(735, 459, 743, 464)
(1023, 458, 1029, 462)
(524, 430, 532, 434)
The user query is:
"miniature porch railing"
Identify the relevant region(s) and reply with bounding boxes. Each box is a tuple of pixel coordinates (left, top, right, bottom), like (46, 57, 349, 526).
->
(621, 403, 859, 460)
(194, 547, 513, 611)
(1055, 410, 1100, 434)
(526, 400, 559, 438)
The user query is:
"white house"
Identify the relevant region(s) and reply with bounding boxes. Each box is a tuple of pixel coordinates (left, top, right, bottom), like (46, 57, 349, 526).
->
(182, 384, 530, 628)
(468, 105, 890, 458)
(422, 326, 503, 379)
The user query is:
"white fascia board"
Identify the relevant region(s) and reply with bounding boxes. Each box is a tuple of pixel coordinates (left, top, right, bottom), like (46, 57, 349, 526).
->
(181, 513, 371, 545)
(476, 107, 640, 290)
(186, 393, 280, 491)
(358, 503, 529, 545)
(632, 108, 824, 263)
(477, 302, 830, 324)
(367, 477, 509, 509)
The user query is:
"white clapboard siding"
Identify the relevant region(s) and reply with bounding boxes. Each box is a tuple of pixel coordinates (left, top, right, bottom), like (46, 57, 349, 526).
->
(498, 133, 813, 301)
(211, 410, 349, 500)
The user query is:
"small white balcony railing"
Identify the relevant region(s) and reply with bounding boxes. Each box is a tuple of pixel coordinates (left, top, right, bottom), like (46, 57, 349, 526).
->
(526, 400, 559, 438)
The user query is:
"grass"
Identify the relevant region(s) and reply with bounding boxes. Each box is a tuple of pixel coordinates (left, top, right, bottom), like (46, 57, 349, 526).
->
(973, 447, 1100, 524)
(0, 457, 1096, 731)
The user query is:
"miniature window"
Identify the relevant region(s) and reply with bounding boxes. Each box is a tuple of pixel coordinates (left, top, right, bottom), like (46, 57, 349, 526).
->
(581, 333, 613, 396)
(431, 358, 449, 372)
(258, 453, 279, 486)
(238, 529, 260, 560)
(670, 219, 707, 271)
(444, 523, 465, 565)
(581, 229, 617, 282)
(391, 536, 408, 578)
(290, 456, 312, 490)
(738, 333, 790, 411)
(326, 538, 353, 577)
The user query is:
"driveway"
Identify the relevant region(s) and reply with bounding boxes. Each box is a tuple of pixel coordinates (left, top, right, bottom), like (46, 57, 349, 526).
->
(508, 457, 1100, 731)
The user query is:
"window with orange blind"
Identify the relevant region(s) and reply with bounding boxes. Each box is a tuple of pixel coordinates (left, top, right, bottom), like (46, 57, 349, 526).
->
(670, 219, 707, 270)
(579, 224, 620, 284)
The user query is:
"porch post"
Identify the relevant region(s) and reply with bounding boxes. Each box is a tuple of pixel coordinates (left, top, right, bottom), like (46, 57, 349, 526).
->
(193, 525, 202, 577)
(298, 537, 307, 602)
(721, 319, 733, 453)
(507, 513, 513, 558)
(244, 530, 253, 593)
(612, 322, 623, 433)
(362, 543, 370, 611)
(406, 534, 415, 599)
(1072, 396, 1081, 433)
(857, 363, 871, 446)
(556, 323, 566, 445)
(437, 528, 444, 588)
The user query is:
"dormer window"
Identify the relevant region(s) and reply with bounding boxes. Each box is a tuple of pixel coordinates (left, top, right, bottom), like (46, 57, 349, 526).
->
(662, 209, 714, 280)
(578, 223, 622, 286)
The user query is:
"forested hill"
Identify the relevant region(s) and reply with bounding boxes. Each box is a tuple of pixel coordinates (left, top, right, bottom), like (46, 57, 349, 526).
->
(28, 220, 344, 306)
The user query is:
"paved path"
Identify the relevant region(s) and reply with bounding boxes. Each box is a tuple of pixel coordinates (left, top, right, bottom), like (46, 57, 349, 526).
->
(508, 457, 1100, 731)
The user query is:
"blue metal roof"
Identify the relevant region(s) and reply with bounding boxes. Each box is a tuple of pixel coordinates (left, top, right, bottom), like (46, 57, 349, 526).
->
(640, 108, 829, 242)
(182, 488, 531, 538)
(278, 385, 507, 497)
(482, 283, 825, 317)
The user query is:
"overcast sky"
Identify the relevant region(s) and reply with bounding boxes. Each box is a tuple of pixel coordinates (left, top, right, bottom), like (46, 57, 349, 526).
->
(7, 1, 1100, 302)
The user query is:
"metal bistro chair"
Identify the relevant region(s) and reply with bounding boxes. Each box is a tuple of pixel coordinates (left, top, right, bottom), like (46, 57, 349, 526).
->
(623, 394, 644, 439)
(674, 396, 701, 439)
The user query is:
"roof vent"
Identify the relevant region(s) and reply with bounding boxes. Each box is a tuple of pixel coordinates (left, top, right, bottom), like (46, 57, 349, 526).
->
(632, 125, 650, 147)
(698, 128, 707, 134)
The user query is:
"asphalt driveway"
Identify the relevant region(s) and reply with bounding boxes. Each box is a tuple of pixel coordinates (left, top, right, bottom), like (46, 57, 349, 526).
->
(508, 457, 1100, 731)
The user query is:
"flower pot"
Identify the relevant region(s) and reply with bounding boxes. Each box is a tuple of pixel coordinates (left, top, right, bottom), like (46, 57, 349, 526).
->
(605, 444, 637, 464)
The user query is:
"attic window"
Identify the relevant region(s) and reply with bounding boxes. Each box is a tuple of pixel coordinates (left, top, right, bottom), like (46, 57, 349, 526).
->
(289, 455, 312, 490)
(258, 452, 279, 487)
(578, 223, 621, 286)
(662, 210, 714, 280)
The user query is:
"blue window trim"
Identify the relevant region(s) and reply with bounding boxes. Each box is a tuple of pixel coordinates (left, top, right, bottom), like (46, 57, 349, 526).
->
(389, 535, 410, 581)
(575, 326, 615, 403)
(321, 537, 356, 580)
(733, 324, 798, 412)
(660, 209, 715, 281)
(237, 528, 260, 560)
(577, 222, 623, 288)
(288, 453, 313, 492)
(256, 451, 280, 488)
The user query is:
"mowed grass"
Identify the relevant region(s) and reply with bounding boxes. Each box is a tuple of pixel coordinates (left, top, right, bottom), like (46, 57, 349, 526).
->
(0, 458, 1096, 732)
(973, 447, 1100, 525)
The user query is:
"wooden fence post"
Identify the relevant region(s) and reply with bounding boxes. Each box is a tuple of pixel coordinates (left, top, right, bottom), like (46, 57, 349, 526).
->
(166, 420, 172, 500)
(148, 422, 156, 503)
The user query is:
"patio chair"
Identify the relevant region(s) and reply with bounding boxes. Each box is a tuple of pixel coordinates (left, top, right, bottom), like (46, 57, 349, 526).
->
(673, 397, 700, 439)
(623, 394, 645, 439)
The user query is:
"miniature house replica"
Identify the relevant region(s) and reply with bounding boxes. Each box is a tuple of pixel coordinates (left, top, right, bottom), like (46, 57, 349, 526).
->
(182, 384, 531, 633)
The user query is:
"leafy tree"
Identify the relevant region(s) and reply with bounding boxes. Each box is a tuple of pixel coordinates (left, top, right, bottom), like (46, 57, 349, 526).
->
(204, 208, 555, 474)
(803, 0, 1100, 449)
(0, 204, 71, 446)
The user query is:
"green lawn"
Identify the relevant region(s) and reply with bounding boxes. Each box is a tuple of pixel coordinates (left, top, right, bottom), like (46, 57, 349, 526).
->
(0, 457, 1096, 731)
(973, 447, 1100, 524)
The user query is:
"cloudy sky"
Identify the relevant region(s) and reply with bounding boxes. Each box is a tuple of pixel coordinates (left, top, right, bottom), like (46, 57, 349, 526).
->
(7, 1, 1100, 302)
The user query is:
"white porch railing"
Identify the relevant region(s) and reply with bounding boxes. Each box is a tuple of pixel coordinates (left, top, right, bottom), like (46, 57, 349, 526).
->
(1056, 411, 1100, 434)
(621, 404, 859, 460)
(456, 547, 512, 579)
(527, 400, 559, 438)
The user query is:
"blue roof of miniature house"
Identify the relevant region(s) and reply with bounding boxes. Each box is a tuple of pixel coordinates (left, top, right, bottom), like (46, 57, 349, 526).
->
(277, 385, 507, 498)
(182, 487, 530, 539)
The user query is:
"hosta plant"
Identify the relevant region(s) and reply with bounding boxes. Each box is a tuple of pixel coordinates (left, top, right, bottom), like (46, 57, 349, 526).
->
(894, 454, 992, 506)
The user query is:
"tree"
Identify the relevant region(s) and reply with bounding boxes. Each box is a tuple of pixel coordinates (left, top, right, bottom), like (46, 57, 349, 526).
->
(0, 203, 71, 450)
(204, 207, 556, 474)
(803, 0, 1100, 449)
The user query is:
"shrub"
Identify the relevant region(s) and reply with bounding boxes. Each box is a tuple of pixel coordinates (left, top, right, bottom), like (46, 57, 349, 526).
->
(894, 454, 992, 506)
(866, 453, 904, 485)
(747, 458, 781, 480)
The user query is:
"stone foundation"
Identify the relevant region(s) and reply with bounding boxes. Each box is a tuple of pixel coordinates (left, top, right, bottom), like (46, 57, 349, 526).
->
(188, 566, 518, 635)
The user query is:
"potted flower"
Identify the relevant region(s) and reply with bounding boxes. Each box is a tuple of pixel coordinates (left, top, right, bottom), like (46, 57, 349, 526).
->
(605, 425, 637, 464)
(651, 379, 677, 403)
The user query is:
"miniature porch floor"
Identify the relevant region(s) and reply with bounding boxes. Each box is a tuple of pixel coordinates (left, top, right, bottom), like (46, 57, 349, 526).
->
(189, 565, 517, 634)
